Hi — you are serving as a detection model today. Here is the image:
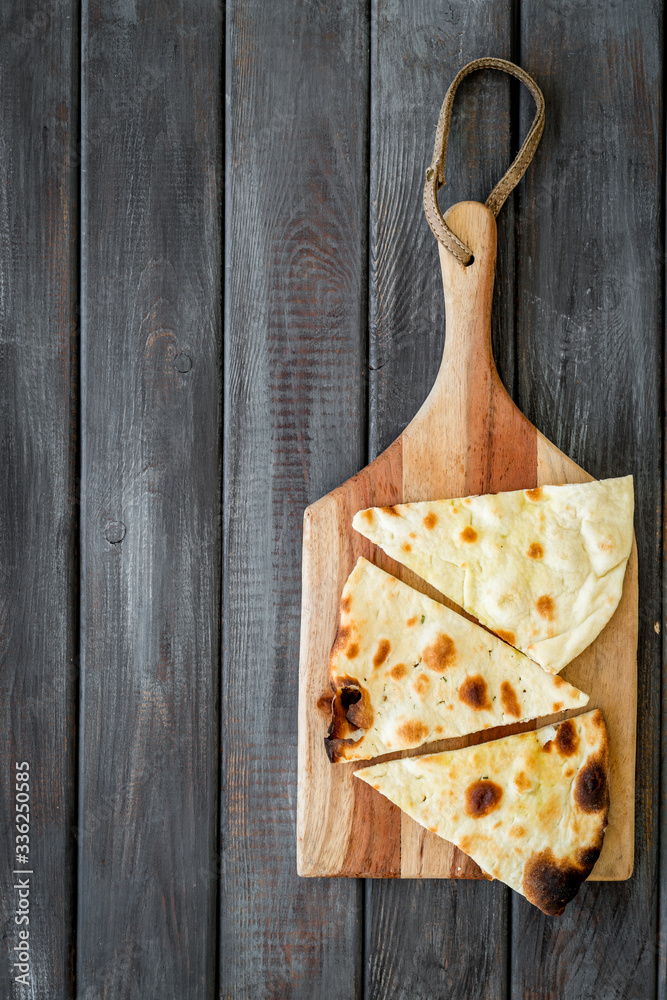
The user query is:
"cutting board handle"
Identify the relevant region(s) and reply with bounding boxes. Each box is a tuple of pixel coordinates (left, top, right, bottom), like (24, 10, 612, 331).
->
(430, 200, 505, 411)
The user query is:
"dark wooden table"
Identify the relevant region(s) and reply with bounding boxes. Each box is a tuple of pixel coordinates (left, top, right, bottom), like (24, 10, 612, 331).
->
(0, 2, 662, 998)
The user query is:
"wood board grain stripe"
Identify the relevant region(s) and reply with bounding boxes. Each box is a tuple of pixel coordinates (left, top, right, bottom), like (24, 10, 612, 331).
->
(512, 4, 659, 996)
(0, 3, 78, 996)
(224, 1, 371, 995)
(78, 2, 221, 995)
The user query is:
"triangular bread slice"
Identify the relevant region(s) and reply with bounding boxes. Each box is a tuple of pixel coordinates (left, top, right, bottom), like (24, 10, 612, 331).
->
(356, 709, 609, 915)
(325, 558, 588, 762)
(352, 476, 633, 673)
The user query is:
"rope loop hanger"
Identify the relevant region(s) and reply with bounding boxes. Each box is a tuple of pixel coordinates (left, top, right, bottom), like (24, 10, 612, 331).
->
(423, 57, 545, 265)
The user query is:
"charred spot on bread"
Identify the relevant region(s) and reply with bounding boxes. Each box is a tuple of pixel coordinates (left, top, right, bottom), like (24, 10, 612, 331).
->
(576, 844, 602, 870)
(324, 680, 364, 761)
(373, 639, 391, 668)
(527, 542, 544, 559)
(522, 848, 591, 915)
(525, 487, 543, 502)
(423, 512, 438, 530)
(536, 595, 555, 620)
(574, 754, 609, 814)
(389, 662, 407, 680)
(495, 629, 516, 646)
(423, 633, 456, 671)
(325, 675, 375, 759)
(514, 771, 532, 793)
(360, 509, 374, 523)
(458, 674, 492, 710)
(554, 719, 579, 757)
(395, 719, 429, 746)
(340, 595, 352, 613)
(339, 684, 361, 711)
(465, 779, 503, 818)
(461, 526, 478, 543)
(458, 833, 488, 855)
(331, 678, 374, 732)
(346, 692, 373, 731)
(381, 505, 401, 517)
(323, 734, 356, 763)
(331, 624, 351, 656)
(500, 681, 521, 718)
(413, 673, 430, 696)
(346, 642, 359, 659)
(401, 542, 412, 552)
(538, 792, 561, 827)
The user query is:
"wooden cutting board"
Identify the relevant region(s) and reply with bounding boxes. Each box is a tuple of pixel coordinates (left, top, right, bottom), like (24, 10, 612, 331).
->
(297, 200, 637, 880)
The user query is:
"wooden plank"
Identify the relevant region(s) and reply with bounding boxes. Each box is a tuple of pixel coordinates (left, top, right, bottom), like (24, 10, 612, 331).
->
(221, 0, 368, 995)
(513, 2, 661, 996)
(365, 3, 513, 996)
(77, 2, 221, 997)
(0, 3, 77, 997)
(368, 3, 518, 458)
(0, 1, 78, 995)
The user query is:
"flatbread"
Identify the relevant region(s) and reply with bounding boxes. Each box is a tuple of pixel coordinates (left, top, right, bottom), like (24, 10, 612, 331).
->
(325, 558, 588, 762)
(352, 477, 634, 673)
(356, 709, 609, 915)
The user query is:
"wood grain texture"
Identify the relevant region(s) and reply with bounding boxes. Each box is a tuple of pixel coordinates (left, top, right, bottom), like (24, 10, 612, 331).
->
(222, 1, 369, 996)
(78, 2, 221, 997)
(364, 9, 514, 996)
(299, 461, 403, 879)
(512, 2, 661, 998)
(0, 3, 77, 997)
